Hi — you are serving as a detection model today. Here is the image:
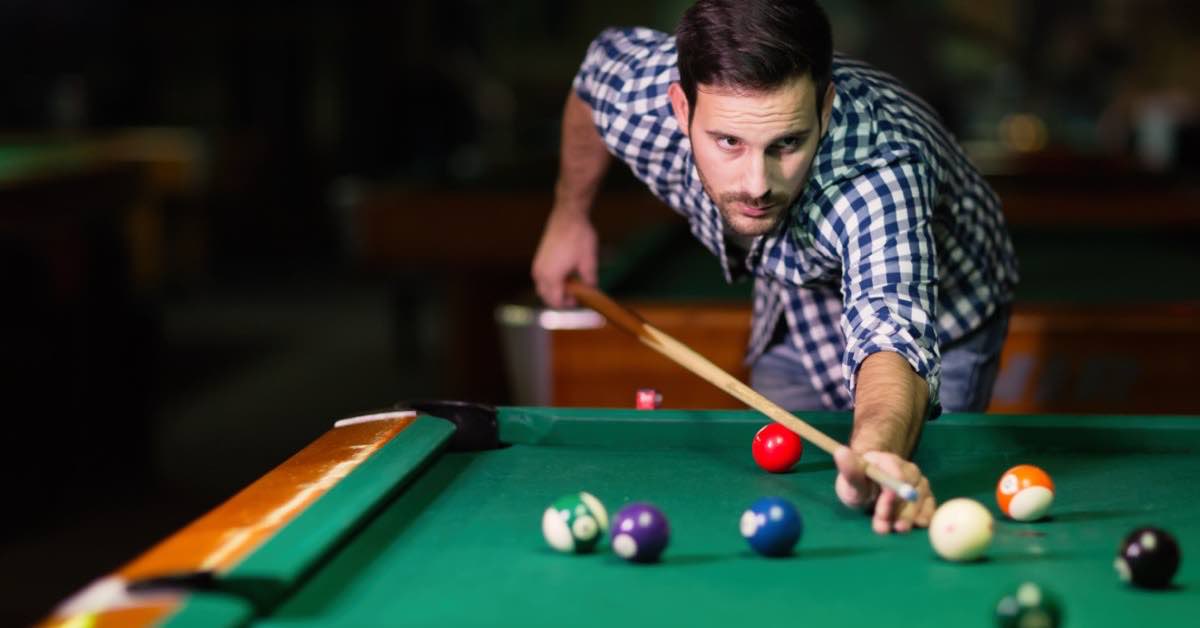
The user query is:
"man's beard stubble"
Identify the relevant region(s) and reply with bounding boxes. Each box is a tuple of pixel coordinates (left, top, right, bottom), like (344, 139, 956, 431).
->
(695, 165, 794, 238)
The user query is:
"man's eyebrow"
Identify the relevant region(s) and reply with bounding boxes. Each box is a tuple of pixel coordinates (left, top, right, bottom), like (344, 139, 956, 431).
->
(770, 128, 813, 143)
(704, 127, 814, 143)
(704, 130, 742, 141)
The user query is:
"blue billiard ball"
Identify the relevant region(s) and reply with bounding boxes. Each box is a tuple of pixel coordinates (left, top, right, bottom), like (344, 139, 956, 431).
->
(740, 496, 803, 557)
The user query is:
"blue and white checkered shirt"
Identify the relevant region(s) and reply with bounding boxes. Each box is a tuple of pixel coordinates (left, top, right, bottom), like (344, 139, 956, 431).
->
(574, 27, 1018, 412)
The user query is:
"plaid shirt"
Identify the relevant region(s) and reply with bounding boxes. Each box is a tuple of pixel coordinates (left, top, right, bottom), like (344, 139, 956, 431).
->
(574, 27, 1018, 412)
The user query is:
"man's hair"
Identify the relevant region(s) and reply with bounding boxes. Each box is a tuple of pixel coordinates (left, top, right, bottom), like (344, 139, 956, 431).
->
(676, 0, 833, 120)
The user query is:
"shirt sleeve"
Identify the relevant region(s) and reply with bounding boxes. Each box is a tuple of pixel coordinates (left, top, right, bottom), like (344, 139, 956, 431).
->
(571, 28, 689, 208)
(572, 28, 626, 137)
(817, 156, 942, 417)
(572, 28, 666, 134)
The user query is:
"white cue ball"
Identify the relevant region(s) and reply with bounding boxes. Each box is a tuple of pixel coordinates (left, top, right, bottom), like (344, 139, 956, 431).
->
(929, 498, 994, 562)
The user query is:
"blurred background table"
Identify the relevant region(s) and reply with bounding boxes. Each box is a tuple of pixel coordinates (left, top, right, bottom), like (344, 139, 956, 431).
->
(0, 129, 206, 535)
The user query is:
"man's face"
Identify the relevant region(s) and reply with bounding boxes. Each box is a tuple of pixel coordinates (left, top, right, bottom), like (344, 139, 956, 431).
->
(669, 75, 831, 237)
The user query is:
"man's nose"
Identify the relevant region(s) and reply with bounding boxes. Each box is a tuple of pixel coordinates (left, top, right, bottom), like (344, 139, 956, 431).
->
(742, 152, 772, 201)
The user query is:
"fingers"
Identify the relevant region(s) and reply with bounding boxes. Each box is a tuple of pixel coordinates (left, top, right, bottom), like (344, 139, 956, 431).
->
(532, 272, 569, 309)
(860, 451, 936, 536)
(531, 211, 597, 309)
(578, 249, 598, 287)
(531, 248, 576, 309)
(915, 477, 937, 527)
(863, 452, 899, 534)
(833, 447, 878, 510)
(873, 490, 897, 534)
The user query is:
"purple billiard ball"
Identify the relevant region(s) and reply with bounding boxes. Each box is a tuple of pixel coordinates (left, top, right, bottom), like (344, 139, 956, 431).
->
(611, 502, 669, 563)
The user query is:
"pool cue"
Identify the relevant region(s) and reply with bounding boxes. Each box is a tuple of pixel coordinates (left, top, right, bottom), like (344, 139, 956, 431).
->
(566, 278, 919, 502)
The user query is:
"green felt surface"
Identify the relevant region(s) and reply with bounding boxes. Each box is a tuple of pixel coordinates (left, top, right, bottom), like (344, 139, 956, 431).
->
(185, 409, 1200, 627)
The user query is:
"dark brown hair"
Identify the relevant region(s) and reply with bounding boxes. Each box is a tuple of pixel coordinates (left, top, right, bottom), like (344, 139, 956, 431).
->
(676, 0, 833, 119)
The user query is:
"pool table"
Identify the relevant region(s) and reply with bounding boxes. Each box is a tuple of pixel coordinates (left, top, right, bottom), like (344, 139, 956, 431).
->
(498, 221, 1200, 414)
(46, 404, 1200, 627)
(0, 129, 206, 290)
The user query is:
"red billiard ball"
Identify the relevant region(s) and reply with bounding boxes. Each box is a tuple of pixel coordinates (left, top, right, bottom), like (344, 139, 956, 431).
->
(752, 423, 803, 473)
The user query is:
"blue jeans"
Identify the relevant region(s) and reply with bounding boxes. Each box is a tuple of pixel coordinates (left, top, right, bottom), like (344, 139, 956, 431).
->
(750, 308, 1011, 413)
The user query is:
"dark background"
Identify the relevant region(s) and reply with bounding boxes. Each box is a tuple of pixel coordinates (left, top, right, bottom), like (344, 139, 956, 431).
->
(1, 1, 1198, 624)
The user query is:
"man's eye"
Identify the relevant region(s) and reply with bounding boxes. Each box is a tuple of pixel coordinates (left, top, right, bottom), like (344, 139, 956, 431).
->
(717, 136, 740, 149)
(774, 137, 801, 151)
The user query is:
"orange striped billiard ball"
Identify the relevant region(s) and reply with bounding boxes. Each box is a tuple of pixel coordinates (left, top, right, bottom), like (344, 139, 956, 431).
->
(996, 464, 1055, 522)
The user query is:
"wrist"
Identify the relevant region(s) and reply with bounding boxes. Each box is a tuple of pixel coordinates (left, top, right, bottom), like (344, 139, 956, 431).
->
(550, 205, 591, 222)
(551, 187, 594, 217)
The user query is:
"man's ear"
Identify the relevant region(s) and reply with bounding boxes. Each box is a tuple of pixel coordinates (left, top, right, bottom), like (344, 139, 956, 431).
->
(820, 81, 835, 132)
(668, 82, 690, 136)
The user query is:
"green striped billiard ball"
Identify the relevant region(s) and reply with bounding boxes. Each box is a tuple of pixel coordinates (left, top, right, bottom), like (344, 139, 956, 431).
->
(994, 582, 1062, 628)
(542, 492, 609, 553)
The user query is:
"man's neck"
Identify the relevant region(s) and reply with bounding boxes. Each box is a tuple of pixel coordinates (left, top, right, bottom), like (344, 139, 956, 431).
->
(725, 231, 755, 252)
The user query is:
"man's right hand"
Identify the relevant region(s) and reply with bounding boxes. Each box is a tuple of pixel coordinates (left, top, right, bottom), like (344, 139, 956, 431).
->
(534, 89, 610, 307)
(531, 207, 598, 308)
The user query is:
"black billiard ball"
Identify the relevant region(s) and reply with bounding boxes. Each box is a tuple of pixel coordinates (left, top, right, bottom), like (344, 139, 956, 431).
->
(1114, 526, 1181, 589)
(994, 581, 1062, 628)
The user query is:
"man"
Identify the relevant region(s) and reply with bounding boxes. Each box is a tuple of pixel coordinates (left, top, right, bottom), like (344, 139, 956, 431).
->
(532, 0, 1018, 534)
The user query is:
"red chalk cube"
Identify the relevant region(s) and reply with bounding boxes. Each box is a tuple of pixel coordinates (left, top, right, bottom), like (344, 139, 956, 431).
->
(635, 388, 662, 410)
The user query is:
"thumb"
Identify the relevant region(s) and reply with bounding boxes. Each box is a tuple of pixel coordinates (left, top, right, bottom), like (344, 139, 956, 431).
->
(833, 446, 865, 483)
(834, 446, 878, 509)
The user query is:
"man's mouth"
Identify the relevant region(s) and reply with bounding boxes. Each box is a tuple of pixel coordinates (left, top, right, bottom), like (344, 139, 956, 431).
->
(736, 202, 774, 218)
